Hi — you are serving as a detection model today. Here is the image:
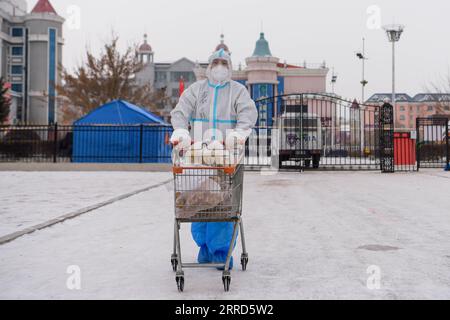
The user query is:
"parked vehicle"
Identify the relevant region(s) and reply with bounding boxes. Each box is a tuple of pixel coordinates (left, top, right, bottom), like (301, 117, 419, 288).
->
(276, 112, 323, 168)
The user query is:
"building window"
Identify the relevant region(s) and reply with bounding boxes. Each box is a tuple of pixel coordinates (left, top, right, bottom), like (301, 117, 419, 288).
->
(444, 105, 450, 111)
(155, 72, 167, 82)
(399, 106, 405, 111)
(11, 65, 23, 75)
(48, 28, 57, 124)
(11, 83, 23, 92)
(11, 47, 24, 56)
(428, 106, 434, 111)
(11, 27, 24, 37)
(171, 72, 195, 82)
(400, 115, 406, 121)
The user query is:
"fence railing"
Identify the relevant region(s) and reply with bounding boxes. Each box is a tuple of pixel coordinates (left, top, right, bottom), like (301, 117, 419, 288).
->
(0, 124, 173, 164)
(1, 121, 448, 171)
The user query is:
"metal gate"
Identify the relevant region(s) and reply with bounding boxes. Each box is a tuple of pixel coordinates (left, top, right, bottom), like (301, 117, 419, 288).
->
(379, 102, 395, 173)
(416, 117, 449, 170)
(250, 93, 383, 171)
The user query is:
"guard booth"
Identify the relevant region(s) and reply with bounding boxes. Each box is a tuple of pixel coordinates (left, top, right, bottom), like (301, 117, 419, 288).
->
(73, 100, 172, 163)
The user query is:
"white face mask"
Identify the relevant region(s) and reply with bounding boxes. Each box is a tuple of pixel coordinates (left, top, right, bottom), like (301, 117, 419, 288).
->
(211, 65, 229, 82)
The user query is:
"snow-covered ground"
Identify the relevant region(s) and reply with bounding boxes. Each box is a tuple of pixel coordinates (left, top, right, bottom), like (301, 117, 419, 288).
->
(0, 172, 171, 237)
(0, 170, 450, 299)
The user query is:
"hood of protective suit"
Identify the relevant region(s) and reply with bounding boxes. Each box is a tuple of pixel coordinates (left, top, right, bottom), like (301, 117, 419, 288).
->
(205, 49, 233, 85)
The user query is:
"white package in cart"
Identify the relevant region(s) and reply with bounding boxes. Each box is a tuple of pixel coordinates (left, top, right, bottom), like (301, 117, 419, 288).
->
(179, 142, 240, 166)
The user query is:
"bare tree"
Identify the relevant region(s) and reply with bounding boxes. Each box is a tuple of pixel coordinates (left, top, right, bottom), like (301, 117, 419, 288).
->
(425, 70, 450, 116)
(0, 77, 11, 124)
(57, 35, 168, 117)
(57, 98, 83, 125)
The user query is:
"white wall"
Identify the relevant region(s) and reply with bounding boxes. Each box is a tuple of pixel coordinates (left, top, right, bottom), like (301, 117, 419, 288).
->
(0, 0, 27, 16)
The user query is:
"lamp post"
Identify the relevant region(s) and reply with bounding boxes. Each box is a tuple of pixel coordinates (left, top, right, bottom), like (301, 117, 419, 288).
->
(383, 24, 404, 112)
(356, 38, 369, 155)
(331, 68, 337, 94)
(356, 38, 368, 104)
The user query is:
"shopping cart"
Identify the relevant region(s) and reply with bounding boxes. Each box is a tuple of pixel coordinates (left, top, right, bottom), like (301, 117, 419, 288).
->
(171, 145, 249, 292)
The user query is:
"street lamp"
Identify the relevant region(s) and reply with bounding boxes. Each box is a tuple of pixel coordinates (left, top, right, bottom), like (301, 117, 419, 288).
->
(383, 24, 404, 111)
(331, 68, 338, 94)
(356, 38, 368, 104)
(355, 38, 369, 155)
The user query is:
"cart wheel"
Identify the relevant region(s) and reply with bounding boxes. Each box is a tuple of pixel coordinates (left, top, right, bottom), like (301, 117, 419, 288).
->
(222, 275, 231, 292)
(171, 255, 178, 272)
(176, 275, 184, 293)
(241, 254, 249, 271)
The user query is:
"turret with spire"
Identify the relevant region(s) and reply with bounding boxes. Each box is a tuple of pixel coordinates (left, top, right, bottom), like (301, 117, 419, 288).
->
(138, 34, 154, 64)
(252, 32, 272, 57)
(31, 0, 58, 14)
(245, 32, 279, 86)
(215, 34, 230, 54)
(24, 0, 65, 124)
(135, 34, 156, 87)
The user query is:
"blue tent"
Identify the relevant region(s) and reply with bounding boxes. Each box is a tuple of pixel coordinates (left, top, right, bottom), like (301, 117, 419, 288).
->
(73, 100, 173, 163)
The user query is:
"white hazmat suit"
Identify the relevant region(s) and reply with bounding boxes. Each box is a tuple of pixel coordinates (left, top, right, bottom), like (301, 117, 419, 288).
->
(170, 48, 258, 268)
(171, 49, 258, 148)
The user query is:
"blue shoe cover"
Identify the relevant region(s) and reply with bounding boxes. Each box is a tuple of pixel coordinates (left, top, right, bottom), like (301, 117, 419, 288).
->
(198, 245, 212, 264)
(212, 251, 233, 270)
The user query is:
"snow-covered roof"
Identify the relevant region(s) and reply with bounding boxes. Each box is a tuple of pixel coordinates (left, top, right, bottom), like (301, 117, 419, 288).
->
(367, 93, 450, 103)
(366, 93, 413, 103)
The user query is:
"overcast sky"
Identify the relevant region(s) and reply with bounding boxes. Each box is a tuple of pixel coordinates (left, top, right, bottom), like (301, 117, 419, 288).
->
(27, 0, 450, 100)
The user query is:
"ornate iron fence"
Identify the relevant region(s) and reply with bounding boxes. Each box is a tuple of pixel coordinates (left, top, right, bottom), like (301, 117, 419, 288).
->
(2, 105, 448, 173)
(0, 124, 173, 164)
(253, 93, 383, 171)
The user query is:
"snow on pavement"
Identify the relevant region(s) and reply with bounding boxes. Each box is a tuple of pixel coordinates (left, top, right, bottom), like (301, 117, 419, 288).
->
(0, 172, 171, 238)
(0, 170, 450, 299)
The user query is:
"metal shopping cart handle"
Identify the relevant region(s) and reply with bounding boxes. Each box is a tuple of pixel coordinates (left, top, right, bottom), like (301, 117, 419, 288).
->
(172, 165, 238, 175)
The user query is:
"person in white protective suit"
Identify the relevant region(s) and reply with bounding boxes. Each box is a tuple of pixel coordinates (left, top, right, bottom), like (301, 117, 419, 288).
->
(170, 48, 258, 269)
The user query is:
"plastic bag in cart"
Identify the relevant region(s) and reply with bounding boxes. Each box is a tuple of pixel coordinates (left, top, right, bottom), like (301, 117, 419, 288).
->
(175, 174, 232, 219)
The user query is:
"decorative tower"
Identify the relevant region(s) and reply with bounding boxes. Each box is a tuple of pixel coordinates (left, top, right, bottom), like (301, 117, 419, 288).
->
(135, 34, 155, 87)
(245, 32, 280, 126)
(215, 34, 230, 54)
(26, 0, 64, 124)
(194, 34, 231, 81)
(138, 34, 154, 64)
